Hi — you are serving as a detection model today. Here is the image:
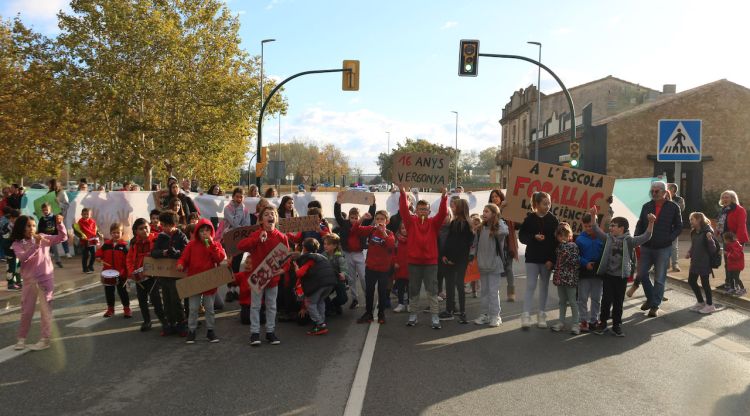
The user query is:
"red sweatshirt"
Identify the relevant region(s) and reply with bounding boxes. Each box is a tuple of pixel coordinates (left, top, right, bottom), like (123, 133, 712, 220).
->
(394, 234, 409, 280)
(233, 271, 253, 306)
(127, 233, 155, 280)
(294, 259, 316, 296)
(236, 227, 290, 289)
(351, 222, 395, 272)
(398, 191, 448, 265)
(725, 240, 745, 272)
(77, 217, 98, 246)
(96, 239, 129, 278)
(177, 219, 227, 295)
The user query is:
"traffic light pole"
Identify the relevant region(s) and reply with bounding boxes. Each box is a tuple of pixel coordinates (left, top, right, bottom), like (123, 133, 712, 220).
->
(255, 68, 353, 191)
(478, 53, 576, 160)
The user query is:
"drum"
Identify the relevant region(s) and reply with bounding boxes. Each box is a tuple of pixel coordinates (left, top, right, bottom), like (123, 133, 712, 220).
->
(101, 269, 120, 286)
(88, 237, 100, 246)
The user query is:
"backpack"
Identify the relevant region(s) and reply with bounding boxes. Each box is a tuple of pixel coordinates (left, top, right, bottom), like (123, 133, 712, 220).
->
(704, 231, 723, 269)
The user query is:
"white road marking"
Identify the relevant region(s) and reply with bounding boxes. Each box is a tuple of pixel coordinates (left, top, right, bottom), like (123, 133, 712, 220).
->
(343, 322, 380, 416)
(0, 344, 30, 364)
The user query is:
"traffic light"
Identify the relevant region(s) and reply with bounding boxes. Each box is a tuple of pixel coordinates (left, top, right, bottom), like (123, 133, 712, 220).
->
(458, 39, 479, 76)
(569, 142, 580, 168)
(256, 146, 269, 177)
(342, 60, 360, 91)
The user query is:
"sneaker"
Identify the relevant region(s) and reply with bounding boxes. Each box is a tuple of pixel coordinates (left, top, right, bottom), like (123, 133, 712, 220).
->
(55, 261, 64, 268)
(537, 312, 548, 329)
(393, 304, 406, 313)
(123, 307, 132, 319)
(489, 316, 502, 327)
(66, 252, 73, 258)
(436, 295, 444, 302)
(699, 304, 716, 314)
(671, 265, 681, 272)
(689, 302, 706, 312)
(349, 299, 359, 310)
(726, 288, 737, 295)
(13, 338, 25, 351)
(7, 283, 20, 291)
(457, 313, 468, 324)
(594, 324, 610, 335)
(640, 301, 652, 311)
(186, 331, 196, 344)
(735, 288, 747, 297)
(266, 332, 281, 345)
(570, 323, 580, 335)
(438, 291, 446, 300)
(86, 269, 94, 274)
(647, 307, 659, 317)
(474, 314, 490, 325)
(357, 312, 374, 324)
(550, 322, 565, 332)
(438, 311, 454, 321)
(250, 333, 261, 346)
(160, 324, 175, 337)
(579, 321, 589, 333)
(406, 314, 418, 326)
(140, 321, 152, 332)
(207, 330, 219, 343)
(626, 284, 638, 298)
(431, 314, 441, 329)
(103, 308, 114, 318)
(612, 326, 625, 337)
(377, 313, 386, 324)
(28, 338, 50, 351)
(178, 323, 188, 337)
(521, 312, 531, 328)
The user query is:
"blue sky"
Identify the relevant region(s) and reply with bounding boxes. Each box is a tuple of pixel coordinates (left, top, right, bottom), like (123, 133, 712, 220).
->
(3, 0, 749, 172)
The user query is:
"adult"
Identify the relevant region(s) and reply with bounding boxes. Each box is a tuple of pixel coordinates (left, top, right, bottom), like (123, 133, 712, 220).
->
(716, 190, 749, 291)
(48, 179, 72, 258)
(489, 189, 519, 302)
(78, 182, 88, 192)
(247, 185, 259, 198)
(222, 187, 252, 273)
(7, 184, 23, 210)
(206, 184, 223, 196)
(180, 179, 191, 194)
(634, 181, 682, 317)
(264, 187, 278, 198)
(161, 182, 199, 218)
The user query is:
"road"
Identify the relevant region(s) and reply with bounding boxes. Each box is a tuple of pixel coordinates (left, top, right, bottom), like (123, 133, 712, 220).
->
(0, 273, 748, 416)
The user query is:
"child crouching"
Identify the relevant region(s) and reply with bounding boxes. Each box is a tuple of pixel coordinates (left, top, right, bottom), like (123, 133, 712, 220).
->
(294, 238, 339, 335)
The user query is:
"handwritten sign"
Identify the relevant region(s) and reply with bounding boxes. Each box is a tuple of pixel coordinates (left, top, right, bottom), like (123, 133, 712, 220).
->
(505, 157, 615, 234)
(339, 190, 375, 206)
(176, 266, 234, 299)
(392, 152, 450, 189)
(249, 243, 291, 293)
(277, 215, 319, 233)
(222, 225, 261, 257)
(143, 257, 186, 279)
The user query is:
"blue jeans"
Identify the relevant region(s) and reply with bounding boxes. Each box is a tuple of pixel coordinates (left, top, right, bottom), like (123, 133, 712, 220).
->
(638, 246, 671, 308)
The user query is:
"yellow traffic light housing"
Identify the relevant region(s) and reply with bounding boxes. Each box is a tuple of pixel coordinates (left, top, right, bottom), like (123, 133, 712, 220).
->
(342, 60, 360, 91)
(256, 147, 269, 177)
(458, 40, 479, 76)
(569, 142, 580, 167)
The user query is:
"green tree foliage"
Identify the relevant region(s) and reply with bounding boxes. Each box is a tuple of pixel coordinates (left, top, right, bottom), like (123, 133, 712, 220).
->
(376, 138, 460, 183)
(268, 138, 350, 185)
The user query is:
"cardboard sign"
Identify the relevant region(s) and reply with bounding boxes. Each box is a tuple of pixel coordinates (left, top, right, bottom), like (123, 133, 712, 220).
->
(142, 257, 186, 279)
(222, 225, 261, 257)
(176, 266, 234, 299)
(392, 152, 450, 189)
(339, 190, 375, 206)
(505, 157, 615, 234)
(277, 215, 320, 233)
(249, 243, 291, 294)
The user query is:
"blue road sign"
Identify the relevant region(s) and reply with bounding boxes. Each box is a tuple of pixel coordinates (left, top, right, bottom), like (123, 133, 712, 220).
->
(657, 119, 702, 162)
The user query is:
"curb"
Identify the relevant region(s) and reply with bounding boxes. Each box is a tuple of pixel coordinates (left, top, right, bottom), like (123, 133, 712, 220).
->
(666, 274, 750, 311)
(0, 274, 101, 312)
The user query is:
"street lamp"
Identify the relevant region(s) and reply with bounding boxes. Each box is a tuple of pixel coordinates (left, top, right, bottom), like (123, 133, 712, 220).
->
(528, 41, 542, 161)
(277, 114, 282, 188)
(256, 38, 275, 188)
(451, 110, 458, 190)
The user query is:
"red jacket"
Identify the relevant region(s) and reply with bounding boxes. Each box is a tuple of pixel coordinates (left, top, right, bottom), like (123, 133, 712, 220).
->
(177, 219, 227, 295)
(96, 239, 128, 278)
(294, 259, 316, 296)
(237, 228, 290, 289)
(725, 240, 745, 272)
(77, 217, 98, 246)
(726, 204, 749, 245)
(233, 271, 254, 306)
(398, 191, 448, 265)
(127, 233, 155, 280)
(394, 234, 409, 280)
(352, 222, 395, 272)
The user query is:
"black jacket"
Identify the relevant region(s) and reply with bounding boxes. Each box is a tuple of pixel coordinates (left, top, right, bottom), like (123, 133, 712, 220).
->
(635, 200, 682, 249)
(518, 212, 559, 264)
(443, 219, 474, 264)
(151, 229, 189, 259)
(297, 253, 337, 296)
(333, 202, 376, 252)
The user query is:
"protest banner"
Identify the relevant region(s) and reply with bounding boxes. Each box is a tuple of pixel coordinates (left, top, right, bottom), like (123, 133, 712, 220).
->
(222, 225, 261, 257)
(277, 215, 319, 233)
(505, 157, 615, 234)
(176, 266, 234, 299)
(143, 257, 186, 279)
(248, 243, 292, 294)
(392, 152, 451, 189)
(339, 190, 375, 205)
(33, 191, 61, 218)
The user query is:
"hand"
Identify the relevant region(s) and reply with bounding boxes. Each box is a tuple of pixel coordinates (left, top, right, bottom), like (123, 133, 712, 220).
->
(545, 261, 553, 271)
(647, 213, 656, 223)
(394, 263, 400, 269)
(260, 230, 268, 242)
(706, 232, 713, 240)
(338, 273, 346, 282)
(500, 200, 508, 209)
(442, 256, 448, 264)
(336, 191, 344, 203)
(176, 264, 184, 271)
(298, 306, 307, 317)
(586, 262, 594, 271)
(589, 205, 599, 216)
(33, 233, 43, 243)
(55, 215, 64, 225)
(535, 234, 545, 241)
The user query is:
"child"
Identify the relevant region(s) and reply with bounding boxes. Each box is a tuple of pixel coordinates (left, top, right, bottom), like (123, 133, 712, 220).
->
(37, 203, 64, 268)
(151, 210, 189, 336)
(231, 256, 266, 325)
(167, 198, 187, 228)
(575, 213, 604, 332)
(2, 208, 21, 289)
(393, 222, 409, 313)
(322, 233, 349, 316)
(724, 231, 746, 296)
(293, 238, 338, 335)
(12, 214, 68, 351)
(590, 206, 655, 336)
(333, 192, 377, 309)
(277, 196, 297, 219)
(149, 209, 162, 234)
(399, 187, 449, 329)
(518, 191, 559, 329)
(188, 212, 200, 226)
(440, 198, 474, 323)
(177, 219, 226, 343)
(127, 218, 165, 332)
(685, 212, 718, 314)
(75, 207, 99, 274)
(352, 210, 395, 324)
(237, 206, 289, 346)
(470, 204, 508, 327)
(551, 223, 580, 334)
(96, 223, 131, 318)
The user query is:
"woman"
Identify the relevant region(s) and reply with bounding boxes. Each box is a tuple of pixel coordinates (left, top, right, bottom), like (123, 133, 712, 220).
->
(717, 190, 749, 291)
(161, 182, 199, 219)
(247, 185, 259, 198)
(207, 184, 223, 196)
(264, 187, 278, 198)
(277, 196, 297, 219)
(489, 189, 519, 302)
(48, 179, 72, 258)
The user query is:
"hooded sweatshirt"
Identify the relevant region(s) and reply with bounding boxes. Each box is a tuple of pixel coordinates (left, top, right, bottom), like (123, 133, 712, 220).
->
(470, 222, 509, 274)
(518, 211, 559, 264)
(177, 218, 227, 295)
(236, 227, 290, 289)
(687, 225, 717, 276)
(398, 190, 448, 265)
(725, 240, 744, 272)
(11, 223, 68, 282)
(592, 221, 652, 278)
(351, 222, 395, 272)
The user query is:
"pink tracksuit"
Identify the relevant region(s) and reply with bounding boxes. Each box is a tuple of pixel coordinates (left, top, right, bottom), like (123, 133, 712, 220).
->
(11, 223, 68, 339)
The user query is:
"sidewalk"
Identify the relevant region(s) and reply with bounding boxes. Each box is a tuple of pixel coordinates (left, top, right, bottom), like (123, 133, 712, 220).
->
(666, 230, 750, 309)
(1, 255, 101, 311)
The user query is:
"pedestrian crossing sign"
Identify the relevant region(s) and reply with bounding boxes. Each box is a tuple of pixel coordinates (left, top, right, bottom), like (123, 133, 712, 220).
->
(657, 119, 702, 162)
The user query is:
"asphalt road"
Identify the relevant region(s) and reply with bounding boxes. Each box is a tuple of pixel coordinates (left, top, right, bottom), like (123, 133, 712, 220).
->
(0, 273, 749, 416)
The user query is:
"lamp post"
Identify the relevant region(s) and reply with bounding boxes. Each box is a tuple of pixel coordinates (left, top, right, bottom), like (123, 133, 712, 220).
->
(451, 110, 458, 190)
(277, 114, 282, 188)
(256, 38, 275, 188)
(528, 41, 542, 161)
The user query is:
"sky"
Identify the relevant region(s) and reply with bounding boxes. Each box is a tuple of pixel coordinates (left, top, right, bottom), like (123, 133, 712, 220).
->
(3, 0, 750, 173)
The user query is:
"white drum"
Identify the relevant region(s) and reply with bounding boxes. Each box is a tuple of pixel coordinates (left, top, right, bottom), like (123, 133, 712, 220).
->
(101, 269, 120, 286)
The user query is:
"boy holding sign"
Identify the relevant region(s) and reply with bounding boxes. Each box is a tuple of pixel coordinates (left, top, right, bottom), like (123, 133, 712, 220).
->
(333, 192, 377, 309)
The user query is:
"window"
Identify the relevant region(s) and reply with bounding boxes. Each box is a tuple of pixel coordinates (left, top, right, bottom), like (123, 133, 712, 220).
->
(522, 119, 527, 141)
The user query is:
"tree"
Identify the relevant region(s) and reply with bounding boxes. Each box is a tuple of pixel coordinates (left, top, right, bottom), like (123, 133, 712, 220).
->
(376, 138, 461, 184)
(268, 138, 350, 185)
(459, 150, 479, 173)
(477, 146, 501, 172)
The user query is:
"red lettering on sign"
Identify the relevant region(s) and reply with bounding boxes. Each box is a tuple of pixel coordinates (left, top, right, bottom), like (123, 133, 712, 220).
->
(513, 176, 531, 196)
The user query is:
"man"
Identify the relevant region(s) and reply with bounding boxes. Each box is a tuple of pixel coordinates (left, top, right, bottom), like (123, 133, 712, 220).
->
(634, 181, 682, 317)
(6, 185, 22, 210)
(667, 183, 685, 272)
